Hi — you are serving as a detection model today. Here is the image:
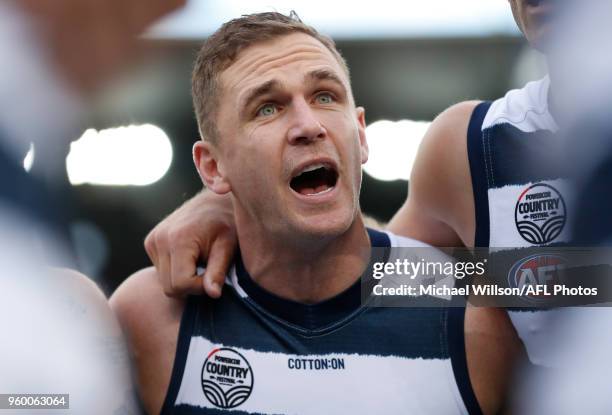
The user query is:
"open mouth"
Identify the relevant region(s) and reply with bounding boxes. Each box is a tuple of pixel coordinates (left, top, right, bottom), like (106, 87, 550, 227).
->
(290, 163, 338, 196)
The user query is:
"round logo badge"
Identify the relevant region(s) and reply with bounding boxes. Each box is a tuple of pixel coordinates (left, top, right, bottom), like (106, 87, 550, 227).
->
(515, 183, 566, 244)
(508, 254, 566, 303)
(201, 348, 254, 409)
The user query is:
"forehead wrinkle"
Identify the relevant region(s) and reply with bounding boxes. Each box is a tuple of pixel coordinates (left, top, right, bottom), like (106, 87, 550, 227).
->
(226, 50, 330, 92)
(250, 48, 329, 73)
(234, 34, 332, 70)
(223, 35, 340, 90)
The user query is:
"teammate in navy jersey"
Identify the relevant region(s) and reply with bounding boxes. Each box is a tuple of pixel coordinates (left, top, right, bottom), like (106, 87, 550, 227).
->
(111, 12, 523, 415)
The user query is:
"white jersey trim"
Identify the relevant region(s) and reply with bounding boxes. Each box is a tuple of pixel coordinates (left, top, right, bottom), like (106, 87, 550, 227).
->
(482, 77, 559, 133)
(175, 337, 470, 415)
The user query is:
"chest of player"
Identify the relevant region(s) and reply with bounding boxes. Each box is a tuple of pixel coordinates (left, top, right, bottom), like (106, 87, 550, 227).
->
(167, 335, 466, 414)
(161, 296, 471, 415)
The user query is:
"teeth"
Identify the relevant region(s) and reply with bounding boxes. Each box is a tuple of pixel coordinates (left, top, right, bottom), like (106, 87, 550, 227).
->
(315, 186, 333, 195)
(302, 185, 333, 196)
(299, 163, 327, 175)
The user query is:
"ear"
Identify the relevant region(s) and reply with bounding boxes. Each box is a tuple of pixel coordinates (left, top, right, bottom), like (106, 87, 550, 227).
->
(356, 106, 369, 164)
(193, 140, 231, 194)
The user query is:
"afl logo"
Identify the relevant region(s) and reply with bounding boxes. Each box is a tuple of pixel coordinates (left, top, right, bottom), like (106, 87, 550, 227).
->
(508, 254, 566, 303)
(201, 348, 254, 409)
(515, 183, 566, 244)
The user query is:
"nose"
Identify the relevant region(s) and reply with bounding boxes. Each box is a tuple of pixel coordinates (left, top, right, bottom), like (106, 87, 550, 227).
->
(287, 98, 327, 145)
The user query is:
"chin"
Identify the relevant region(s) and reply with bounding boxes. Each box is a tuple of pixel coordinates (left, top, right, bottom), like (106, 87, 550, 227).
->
(292, 210, 356, 240)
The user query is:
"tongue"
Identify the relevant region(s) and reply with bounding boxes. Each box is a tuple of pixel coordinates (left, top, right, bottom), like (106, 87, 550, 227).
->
(299, 184, 331, 196)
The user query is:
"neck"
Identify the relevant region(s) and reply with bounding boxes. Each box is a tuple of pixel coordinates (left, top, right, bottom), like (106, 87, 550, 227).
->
(235, 213, 371, 304)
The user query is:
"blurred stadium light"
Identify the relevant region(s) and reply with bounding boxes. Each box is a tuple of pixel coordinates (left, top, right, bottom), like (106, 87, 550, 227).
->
(66, 124, 173, 186)
(148, 0, 520, 40)
(364, 119, 430, 181)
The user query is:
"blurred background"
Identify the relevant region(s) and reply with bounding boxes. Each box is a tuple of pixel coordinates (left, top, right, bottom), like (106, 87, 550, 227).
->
(26, 0, 547, 293)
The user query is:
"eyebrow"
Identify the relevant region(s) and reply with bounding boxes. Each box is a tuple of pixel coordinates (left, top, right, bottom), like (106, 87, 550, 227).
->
(238, 69, 348, 118)
(306, 69, 346, 92)
(240, 79, 282, 118)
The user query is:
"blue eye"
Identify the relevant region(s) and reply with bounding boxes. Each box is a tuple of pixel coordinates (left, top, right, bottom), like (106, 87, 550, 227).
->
(316, 93, 333, 104)
(257, 103, 276, 117)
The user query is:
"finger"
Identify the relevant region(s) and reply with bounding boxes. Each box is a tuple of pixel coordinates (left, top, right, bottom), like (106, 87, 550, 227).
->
(202, 235, 236, 298)
(144, 229, 158, 266)
(169, 244, 204, 296)
(157, 249, 175, 297)
(171, 274, 205, 296)
(149, 229, 174, 296)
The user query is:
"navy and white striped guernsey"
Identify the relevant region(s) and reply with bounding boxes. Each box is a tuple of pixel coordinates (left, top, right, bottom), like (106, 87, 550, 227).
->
(467, 77, 577, 367)
(161, 228, 480, 415)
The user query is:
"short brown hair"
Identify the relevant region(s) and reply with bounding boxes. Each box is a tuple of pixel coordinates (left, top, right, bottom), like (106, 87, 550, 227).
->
(191, 12, 349, 143)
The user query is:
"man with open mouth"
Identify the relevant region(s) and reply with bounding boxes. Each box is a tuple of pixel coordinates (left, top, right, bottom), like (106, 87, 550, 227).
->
(145, 0, 583, 370)
(111, 12, 522, 415)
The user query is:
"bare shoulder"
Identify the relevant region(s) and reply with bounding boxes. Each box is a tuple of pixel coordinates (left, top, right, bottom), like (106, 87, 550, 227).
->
(465, 306, 526, 415)
(426, 100, 482, 144)
(409, 100, 481, 208)
(109, 267, 184, 370)
(388, 100, 481, 246)
(110, 267, 185, 415)
(110, 267, 184, 330)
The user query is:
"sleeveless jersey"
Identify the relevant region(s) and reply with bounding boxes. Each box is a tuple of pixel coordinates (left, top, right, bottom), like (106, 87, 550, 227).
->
(467, 77, 576, 366)
(160, 229, 480, 415)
